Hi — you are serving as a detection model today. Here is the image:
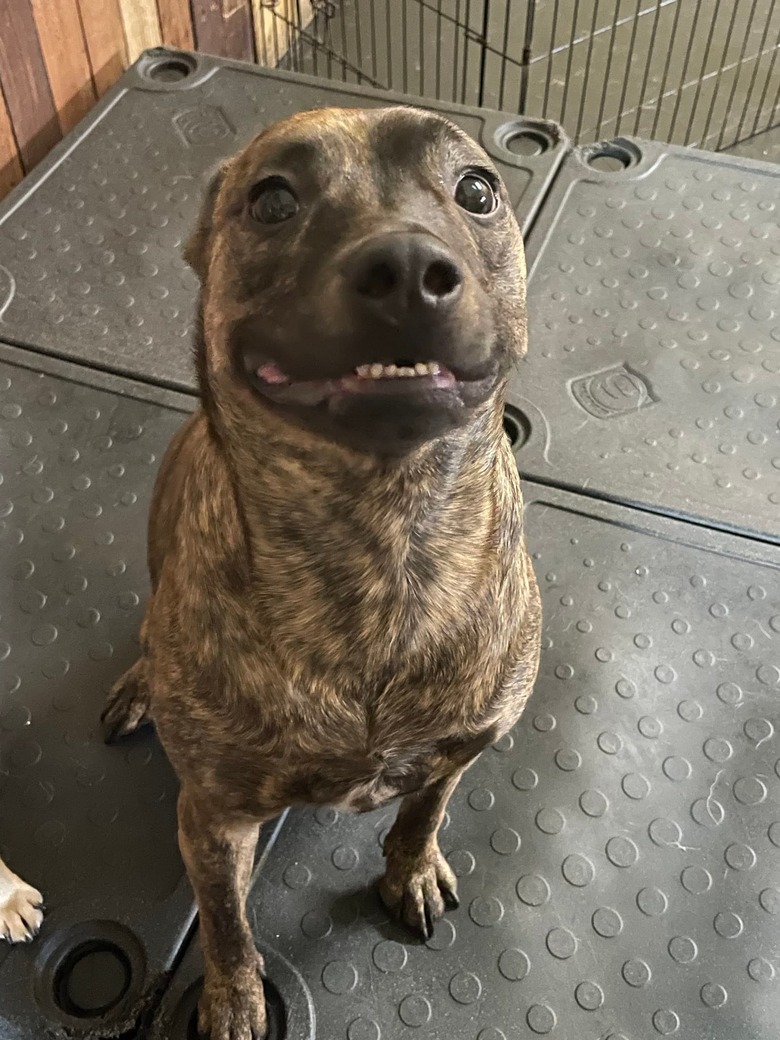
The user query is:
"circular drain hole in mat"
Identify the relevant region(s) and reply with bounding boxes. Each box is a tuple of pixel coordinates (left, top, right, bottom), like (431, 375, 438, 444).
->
(144, 53, 197, 82)
(185, 978, 287, 1040)
(586, 140, 641, 172)
(503, 405, 531, 448)
(54, 940, 132, 1018)
(504, 129, 553, 157)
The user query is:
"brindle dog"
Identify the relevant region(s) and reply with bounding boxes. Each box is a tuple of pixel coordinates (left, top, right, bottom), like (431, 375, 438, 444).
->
(102, 106, 541, 1040)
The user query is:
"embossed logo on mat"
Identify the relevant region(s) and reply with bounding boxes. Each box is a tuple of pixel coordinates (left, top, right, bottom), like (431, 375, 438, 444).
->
(570, 364, 656, 420)
(173, 106, 234, 146)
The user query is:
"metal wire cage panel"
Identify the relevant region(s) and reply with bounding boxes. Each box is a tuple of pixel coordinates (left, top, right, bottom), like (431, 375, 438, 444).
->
(264, 0, 779, 150)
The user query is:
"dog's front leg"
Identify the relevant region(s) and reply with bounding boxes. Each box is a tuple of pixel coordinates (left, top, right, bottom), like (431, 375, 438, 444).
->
(178, 789, 266, 1040)
(379, 770, 464, 940)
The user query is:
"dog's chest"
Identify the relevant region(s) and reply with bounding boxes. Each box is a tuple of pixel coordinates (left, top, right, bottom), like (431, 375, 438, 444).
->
(208, 640, 505, 815)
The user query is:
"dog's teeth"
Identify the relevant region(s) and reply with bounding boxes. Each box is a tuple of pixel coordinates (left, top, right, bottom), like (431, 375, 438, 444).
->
(398, 366, 415, 377)
(370, 363, 385, 378)
(355, 364, 372, 377)
(414, 362, 429, 375)
(429, 362, 441, 375)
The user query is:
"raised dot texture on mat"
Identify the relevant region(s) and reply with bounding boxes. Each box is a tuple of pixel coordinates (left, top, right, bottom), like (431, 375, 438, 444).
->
(510, 141, 780, 542)
(0, 362, 189, 1039)
(219, 490, 780, 1040)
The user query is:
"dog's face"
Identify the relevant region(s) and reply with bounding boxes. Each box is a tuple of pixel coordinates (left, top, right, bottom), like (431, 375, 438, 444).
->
(187, 106, 527, 454)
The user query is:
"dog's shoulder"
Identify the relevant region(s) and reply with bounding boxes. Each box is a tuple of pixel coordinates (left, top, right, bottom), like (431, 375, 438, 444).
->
(149, 409, 250, 599)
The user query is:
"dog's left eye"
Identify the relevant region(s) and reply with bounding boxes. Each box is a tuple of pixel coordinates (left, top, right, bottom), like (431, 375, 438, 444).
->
(455, 172, 499, 216)
(250, 178, 299, 225)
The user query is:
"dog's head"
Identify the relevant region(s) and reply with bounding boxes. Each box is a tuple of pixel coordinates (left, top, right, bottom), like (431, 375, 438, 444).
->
(187, 106, 527, 455)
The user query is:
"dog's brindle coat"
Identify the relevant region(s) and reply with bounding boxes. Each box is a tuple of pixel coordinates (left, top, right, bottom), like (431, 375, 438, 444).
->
(103, 107, 541, 1040)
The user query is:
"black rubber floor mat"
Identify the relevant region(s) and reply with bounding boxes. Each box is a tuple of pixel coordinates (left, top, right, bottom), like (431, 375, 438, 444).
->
(0, 345, 199, 1040)
(0, 48, 566, 395)
(508, 138, 780, 544)
(154, 483, 780, 1040)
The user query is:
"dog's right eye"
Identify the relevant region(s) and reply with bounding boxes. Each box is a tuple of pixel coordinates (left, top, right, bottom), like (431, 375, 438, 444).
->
(250, 178, 299, 225)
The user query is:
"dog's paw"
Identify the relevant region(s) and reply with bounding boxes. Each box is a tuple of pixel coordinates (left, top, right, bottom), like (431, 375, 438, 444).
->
(0, 874, 44, 943)
(378, 844, 459, 940)
(101, 659, 151, 744)
(198, 964, 268, 1040)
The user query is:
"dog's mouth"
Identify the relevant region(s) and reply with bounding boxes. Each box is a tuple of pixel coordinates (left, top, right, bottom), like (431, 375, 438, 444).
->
(248, 357, 482, 407)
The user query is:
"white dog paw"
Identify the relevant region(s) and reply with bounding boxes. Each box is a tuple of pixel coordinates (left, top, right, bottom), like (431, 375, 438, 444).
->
(0, 870, 44, 943)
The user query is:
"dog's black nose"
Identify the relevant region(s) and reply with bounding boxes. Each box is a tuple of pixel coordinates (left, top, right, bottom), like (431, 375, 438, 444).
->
(348, 233, 463, 320)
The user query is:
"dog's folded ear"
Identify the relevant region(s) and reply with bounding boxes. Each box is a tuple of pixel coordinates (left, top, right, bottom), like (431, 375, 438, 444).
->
(183, 165, 228, 282)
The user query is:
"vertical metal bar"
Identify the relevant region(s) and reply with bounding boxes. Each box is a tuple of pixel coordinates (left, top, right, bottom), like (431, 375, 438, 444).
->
(751, 27, 780, 137)
(286, 4, 294, 66)
(312, 4, 321, 77)
(576, 0, 602, 140)
(271, 7, 282, 69)
(497, 0, 512, 110)
(452, 0, 462, 104)
(615, 0, 644, 137)
(291, 0, 304, 72)
(518, 0, 536, 114)
(386, 0, 394, 89)
(368, 0, 378, 81)
(461, 0, 473, 105)
(668, 0, 708, 143)
(716, 0, 762, 149)
(354, 0, 364, 83)
(402, 0, 409, 94)
(324, 9, 333, 80)
(477, 0, 491, 108)
(309, 6, 318, 76)
(735, 0, 775, 141)
(769, 59, 780, 130)
(650, 0, 683, 138)
(435, 0, 444, 99)
(633, 0, 664, 136)
(339, 0, 349, 81)
(419, 0, 425, 95)
(595, 0, 617, 137)
(561, 0, 582, 127)
(682, 0, 722, 144)
(257, 3, 267, 66)
(700, 0, 742, 147)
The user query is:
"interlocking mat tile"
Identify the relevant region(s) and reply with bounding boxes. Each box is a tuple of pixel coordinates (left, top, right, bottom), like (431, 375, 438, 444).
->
(0, 346, 198, 1039)
(508, 138, 780, 543)
(155, 484, 780, 1040)
(0, 48, 566, 394)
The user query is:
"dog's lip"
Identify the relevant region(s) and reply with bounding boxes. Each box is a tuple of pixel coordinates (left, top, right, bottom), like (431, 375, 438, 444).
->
(246, 358, 490, 407)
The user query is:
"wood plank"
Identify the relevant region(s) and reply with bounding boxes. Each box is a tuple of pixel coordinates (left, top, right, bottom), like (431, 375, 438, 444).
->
(0, 82, 24, 198)
(251, 0, 312, 67)
(0, 0, 61, 171)
(223, 1, 255, 62)
(117, 0, 162, 63)
(191, 0, 254, 61)
(31, 0, 97, 134)
(191, 0, 226, 57)
(77, 0, 128, 96)
(157, 0, 195, 51)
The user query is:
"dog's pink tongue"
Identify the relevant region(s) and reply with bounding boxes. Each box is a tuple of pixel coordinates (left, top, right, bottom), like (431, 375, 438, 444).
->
(257, 361, 289, 385)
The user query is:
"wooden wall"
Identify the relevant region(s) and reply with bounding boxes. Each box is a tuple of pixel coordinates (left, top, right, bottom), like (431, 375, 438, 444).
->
(0, 0, 311, 199)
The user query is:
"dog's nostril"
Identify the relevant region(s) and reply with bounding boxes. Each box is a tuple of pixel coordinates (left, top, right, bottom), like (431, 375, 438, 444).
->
(358, 261, 397, 299)
(422, 259, 462, 299)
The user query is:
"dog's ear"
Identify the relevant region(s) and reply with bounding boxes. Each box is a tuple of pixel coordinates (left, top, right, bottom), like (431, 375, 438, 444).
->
(183, 165, 227, 281)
